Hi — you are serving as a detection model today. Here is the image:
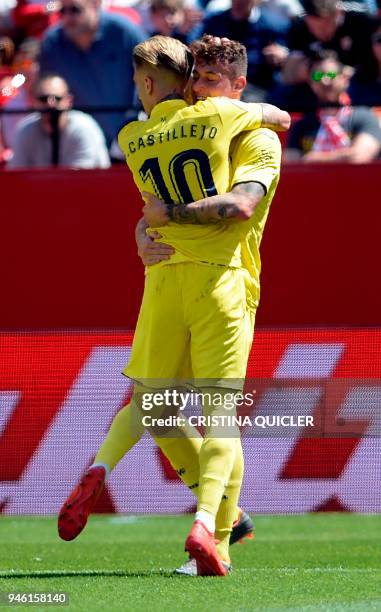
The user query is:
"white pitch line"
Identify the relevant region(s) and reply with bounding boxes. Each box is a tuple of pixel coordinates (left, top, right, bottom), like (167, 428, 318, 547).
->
(238, 567, 381, 573)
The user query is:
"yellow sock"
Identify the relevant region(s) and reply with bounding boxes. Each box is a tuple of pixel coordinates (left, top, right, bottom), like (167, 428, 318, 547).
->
(195, 388, 242, 560)
(197, 436, 237, 517)
(95, 385, 243, 558)
(95, 385, 203, 487)
(152, 421, 243, 544)
(153, 434, 202, 489)
(215, 439, 244, 562)
(135, 383, 204, 490)
(94, 400, 144, 470)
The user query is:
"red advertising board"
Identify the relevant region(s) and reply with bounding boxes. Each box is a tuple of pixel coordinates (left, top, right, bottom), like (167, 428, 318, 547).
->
(1, 329, 380, 514)
(1, 164, 381, 329)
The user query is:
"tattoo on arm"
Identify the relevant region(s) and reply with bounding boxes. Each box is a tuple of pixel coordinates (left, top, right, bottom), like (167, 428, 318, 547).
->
(168, 181, 265, 225)
(170, 198, 239, 224)
(218, 205, 227, 219)
(170, 204, 205, 224)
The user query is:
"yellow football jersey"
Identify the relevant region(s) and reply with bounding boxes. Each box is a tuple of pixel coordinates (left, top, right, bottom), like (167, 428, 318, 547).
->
(229, 128, 282, 308)
(118, 97, 262, 267)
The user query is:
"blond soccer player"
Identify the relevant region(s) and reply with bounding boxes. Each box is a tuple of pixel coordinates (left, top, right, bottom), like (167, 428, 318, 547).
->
(58, 35, 287, 576)
(138, 35, 283, 575)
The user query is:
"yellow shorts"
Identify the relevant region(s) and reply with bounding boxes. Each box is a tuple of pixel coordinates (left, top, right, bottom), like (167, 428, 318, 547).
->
(123, 262, 255, 389)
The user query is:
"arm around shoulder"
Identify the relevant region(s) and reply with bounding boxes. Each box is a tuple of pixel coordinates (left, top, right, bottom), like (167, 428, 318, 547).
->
(259, 103, 291, 132)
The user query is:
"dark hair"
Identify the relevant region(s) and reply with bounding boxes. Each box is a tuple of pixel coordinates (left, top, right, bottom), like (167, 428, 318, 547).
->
(33, 73, 69, 96)
(150, 0, 182, 13)
(309, 49, 343, 72)
(189, 35, 248, 78)
(301, 0, 339, 17)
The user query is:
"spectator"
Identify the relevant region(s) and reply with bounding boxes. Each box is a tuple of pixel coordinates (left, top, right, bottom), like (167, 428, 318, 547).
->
(39, 0, 146, 147)
(102, 0, 142, 25)
(349, 19, 381, 106)
(150, 0, 184, 35)
(8, 73, 111, 167)
(283, 0, 379, 87)
(149, 0, 201, 43)
(137, 0, 202, 43)
(12, 0, 60, 40)
(285, 50, 381, 162)
(199, 0, 289, 99)
(0, 38, 40, 154)
(205, 0, 303, 28)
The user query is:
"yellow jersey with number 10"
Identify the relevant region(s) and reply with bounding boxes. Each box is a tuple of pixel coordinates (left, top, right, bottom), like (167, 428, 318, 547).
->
(118, 97, 262, 268)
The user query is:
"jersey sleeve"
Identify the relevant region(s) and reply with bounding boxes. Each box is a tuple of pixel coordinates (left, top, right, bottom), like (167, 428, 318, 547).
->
(230, 129, 281, 192)
(210, 98, 263, 138)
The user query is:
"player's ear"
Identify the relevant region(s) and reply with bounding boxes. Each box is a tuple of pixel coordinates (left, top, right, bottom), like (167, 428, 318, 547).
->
(184, 80, 195, 104)
(144, 75, 154, 95)
(233, 75, 246, 96)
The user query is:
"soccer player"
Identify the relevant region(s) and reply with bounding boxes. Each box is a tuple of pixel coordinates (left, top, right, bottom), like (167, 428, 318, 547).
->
(58, 35, 286, 576)
(136, 36, 283, 574)
(122, 35, 286, 576)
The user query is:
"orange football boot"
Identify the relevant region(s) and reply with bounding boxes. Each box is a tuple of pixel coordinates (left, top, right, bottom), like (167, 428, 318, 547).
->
(58, 466, 105, 541)
(185, 520, 229, 576)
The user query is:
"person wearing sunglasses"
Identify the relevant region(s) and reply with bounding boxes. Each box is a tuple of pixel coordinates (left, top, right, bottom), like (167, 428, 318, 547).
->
(285, 49, 381, 162)
(270, 0, 379, 113)
(8, 73, 110, 168)
(39, 0, 147, 149)
(283, 0, 379, 89)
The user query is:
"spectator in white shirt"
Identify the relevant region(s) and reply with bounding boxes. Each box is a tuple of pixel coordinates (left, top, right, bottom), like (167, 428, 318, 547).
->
(8, 73, 110, 168)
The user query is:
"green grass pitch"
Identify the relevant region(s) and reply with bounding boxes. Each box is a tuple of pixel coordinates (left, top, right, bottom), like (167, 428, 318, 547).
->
(0, 514, 380, 611)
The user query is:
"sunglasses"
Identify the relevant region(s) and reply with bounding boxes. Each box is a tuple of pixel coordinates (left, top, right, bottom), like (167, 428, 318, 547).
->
(372, 34, 381, 45)
(59, 5, 83, 15)
(37, 94, 64, 103)
(311, 70, 338, 82)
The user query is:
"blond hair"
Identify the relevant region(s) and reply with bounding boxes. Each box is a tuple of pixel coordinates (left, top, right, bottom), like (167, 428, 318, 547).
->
(133, 35, 194, 81)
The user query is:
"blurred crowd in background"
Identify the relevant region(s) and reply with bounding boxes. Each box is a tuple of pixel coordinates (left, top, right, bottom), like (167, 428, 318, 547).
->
(1, 0, 381, 168)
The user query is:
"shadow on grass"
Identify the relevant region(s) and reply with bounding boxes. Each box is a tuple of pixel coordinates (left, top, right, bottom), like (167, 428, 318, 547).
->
(0, 569, 180, 579)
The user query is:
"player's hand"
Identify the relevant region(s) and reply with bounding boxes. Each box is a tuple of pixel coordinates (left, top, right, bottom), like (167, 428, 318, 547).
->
(137, 231, 174, 266)
(142, 192, 170, 227)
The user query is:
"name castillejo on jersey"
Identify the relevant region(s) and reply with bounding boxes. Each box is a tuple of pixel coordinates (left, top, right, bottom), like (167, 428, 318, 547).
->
(126, 124, 218, 156)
